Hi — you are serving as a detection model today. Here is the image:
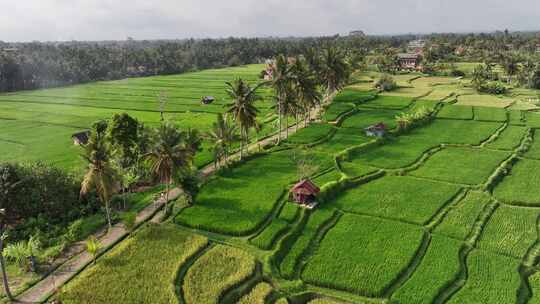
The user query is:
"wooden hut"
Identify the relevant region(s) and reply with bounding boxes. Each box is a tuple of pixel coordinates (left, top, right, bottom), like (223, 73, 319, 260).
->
(364, 123, 387, 137)
(71, 131, 90, 146)
(289, 179, 320, 208)
(201, 96, 215, 105)
(397, 53, 421, 70)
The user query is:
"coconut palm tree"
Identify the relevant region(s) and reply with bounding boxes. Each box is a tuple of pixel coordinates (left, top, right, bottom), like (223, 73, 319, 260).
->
(319, 47, 352, 99)
(80, 121, 119, 230)
(225, 78, 262, 159)
(268, 55, 293, 143)
(290, 56, 322, 127)
(207, 113, 239, 168)
(146, 122, 201, 210)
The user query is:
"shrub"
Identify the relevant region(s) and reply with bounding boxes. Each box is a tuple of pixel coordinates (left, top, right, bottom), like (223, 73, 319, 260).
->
(478, 81, 508, 95)
(450, 69, 466, 77)
(374, 74, 398, 92)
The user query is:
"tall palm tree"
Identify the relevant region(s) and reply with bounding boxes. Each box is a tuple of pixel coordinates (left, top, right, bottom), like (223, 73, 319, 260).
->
(207, 113, 239, 168)
(225, 78, 262, 159)
(268, 55, 293, 143)
(290, 56, 322, 127)
(80, 121, 119, 230)
(146, 123, 201, 210)
(319, 47, 352, 100)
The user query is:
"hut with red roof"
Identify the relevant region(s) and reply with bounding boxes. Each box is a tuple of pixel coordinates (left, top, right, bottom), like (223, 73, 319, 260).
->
(289, 179, 320, 206)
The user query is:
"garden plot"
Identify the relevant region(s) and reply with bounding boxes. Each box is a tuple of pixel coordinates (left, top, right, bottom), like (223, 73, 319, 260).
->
(348, 119, 502, 169)
(486, 125, 527, 150)
(436, 105, 473, 120)
(333, 176, 460, 225)
(474, 106, 507, 122)
(301, 214, 424, 297)
(61, 225, 208, 304)
(176, 151, 300, 235)
(358, 95, 413, 110)
(340, 108, 398, 130)
(434, 191, 491, 240)
(183, 245, 256, 304)
(494, 159, 540, 206)
(477, 204, 539, 259)
(446, 250, 521, 304)
(392, 235, 462, 304)
(409, 147, 510, 185)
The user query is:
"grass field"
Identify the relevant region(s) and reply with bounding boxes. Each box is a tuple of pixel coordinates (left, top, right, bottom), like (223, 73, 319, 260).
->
(493, 158, 540, 206)
(486, 125, 527, 150)
(60, 225, 208, 304)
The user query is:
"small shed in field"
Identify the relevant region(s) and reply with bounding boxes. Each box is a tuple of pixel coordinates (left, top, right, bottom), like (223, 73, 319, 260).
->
(289, 179, 320, 206)
(364, 123, 387, 137)
(201, 96, 215, 105)
(72, 131, 90, 146)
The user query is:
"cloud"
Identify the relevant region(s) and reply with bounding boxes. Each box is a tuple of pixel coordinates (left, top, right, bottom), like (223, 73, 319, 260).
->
(1, 0, 539, 42)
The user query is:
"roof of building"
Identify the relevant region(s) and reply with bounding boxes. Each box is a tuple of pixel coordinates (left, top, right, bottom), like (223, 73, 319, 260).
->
(72, 130, 90, 144)
(365, 122, 387, 131)
(202, 96, 215, 101)
(291, 179, 320, 195)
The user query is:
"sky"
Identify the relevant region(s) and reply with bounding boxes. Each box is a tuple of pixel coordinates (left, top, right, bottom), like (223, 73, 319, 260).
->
(2, 0, 540, 42)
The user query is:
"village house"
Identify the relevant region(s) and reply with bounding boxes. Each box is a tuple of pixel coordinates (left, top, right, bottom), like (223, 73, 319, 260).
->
(201, 96, 215, 105)
(407, 39, 426, 55)
(397, 53, 421, 70)
(289, 179, 320, 209)
(71, 131, 90, 146)
(364, 123, 387, 137)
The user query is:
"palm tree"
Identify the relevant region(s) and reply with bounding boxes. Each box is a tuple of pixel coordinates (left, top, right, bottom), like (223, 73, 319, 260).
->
(319, 47, 352, 100)
(290, 56, 322, 127)
(268, 55, 293, 143)
(207, 113, 239, 168)
(502, 54, 520, 84)
(225, 78, 262, 159)
(146, 123, 200, 211)
(80, 121, 119, 230)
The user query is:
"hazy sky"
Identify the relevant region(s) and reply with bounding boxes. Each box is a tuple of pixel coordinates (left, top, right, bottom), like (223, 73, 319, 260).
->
(2, 0, 540, 42)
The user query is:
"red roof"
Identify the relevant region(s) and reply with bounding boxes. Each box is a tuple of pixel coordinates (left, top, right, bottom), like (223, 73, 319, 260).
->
(291, 179, 320, 195)
(365, 122, 387, 131)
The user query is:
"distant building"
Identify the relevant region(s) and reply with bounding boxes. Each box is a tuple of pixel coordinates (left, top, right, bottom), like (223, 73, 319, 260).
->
(349, 30, 366, 37)
(72, 131, 90, 146)
(397, 53, 421, 70)
(364, 123, 387, 137)
(407, 40, 426, 54)
(455, 46, 466, 56)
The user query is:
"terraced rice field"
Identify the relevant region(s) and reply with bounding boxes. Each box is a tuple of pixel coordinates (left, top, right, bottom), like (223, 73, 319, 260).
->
(29, 72, 540, 303)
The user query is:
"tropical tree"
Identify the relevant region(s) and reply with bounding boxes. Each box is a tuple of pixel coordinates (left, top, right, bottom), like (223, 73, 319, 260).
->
(206, 113, 239, 168)
(108, 112, 139, 169)
(146, 123, 202, 210)
(268, 55, 293, 143)
(319, 47, 351, 99)
(501, 54, 520, 84)
(225, 78, 262, 159)
(80, 121, 119, 230)
(290, 56, 322, 127)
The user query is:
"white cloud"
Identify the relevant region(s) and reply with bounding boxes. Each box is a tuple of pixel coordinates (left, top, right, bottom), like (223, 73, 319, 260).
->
(0, 0, 539, 42)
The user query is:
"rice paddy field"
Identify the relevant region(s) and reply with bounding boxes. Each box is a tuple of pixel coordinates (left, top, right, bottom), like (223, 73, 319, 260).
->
(10, 67, 540, 304)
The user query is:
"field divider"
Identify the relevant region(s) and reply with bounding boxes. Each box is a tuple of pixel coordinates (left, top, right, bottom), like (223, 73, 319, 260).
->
(271, 210, 309, 279)
(517, 214, 540, 304)
(425, 189, 469, 231)
(433, 201, 499, 304)
(175, 242, 214, 304)
(219, 262, 263, 304)
(480, 122, 509, 147)
(382, 232, 432, 299)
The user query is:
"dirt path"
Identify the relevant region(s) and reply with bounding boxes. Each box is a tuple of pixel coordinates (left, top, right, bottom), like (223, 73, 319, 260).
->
(14, 105, 324, 303)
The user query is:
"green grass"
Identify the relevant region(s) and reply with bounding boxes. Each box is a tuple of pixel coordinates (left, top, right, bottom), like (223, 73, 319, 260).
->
(333, 176, 460, 225)
(359, 95, 413, 110)
(308, 299, 348, 304)
(525, 131, 540, 160)
(437, 105, 473, 120)
(446, 250, 521, 304)
(280, 208, 336, 278)
(313, 169, 343, 186)
(348, 119, 501, 169)
(434, 191, 491, 240)
(287, 123, 334, 144)
(493, 159, 540, 206)
(340, 108, 398, 130)
(60, 224, 208, 304)
(509, 110, 525, 125)
(302, 214, 424, 297)
(176, 151, 298, 235)
(183, 245, 256, 304)
(237, 282, 273, 304)
(526, 112, 540, 128)
(410, 147, 510, 185)
(314, 129, 373, 154)
(486, 126, 527, 150)
(278, 203, 300, 223)
(477, 204, 539, 259)
(392, 235, 462, 304)
(528, 270, 540, 302)
(333, 89, 376, 104)
(0, 64, 276, 170)
(339, 161, 378, 179)
(323, 103, 355, 121)
(474, 106, 508, 122)
(249, 219, 289, 250)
